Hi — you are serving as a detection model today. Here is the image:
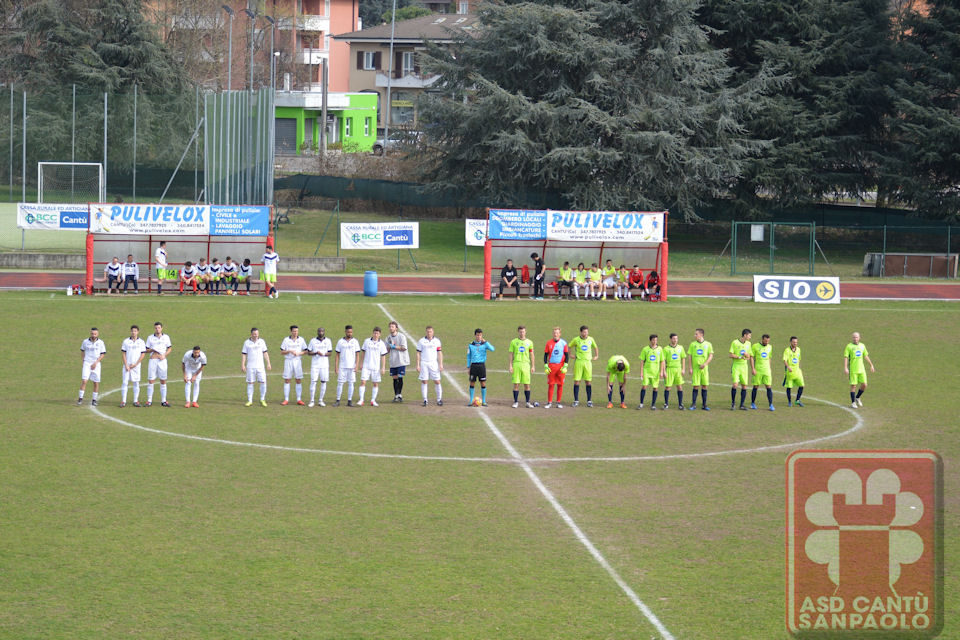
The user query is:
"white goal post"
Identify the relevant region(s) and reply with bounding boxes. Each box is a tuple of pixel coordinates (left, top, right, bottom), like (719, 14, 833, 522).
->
(37, 162, 105, 204)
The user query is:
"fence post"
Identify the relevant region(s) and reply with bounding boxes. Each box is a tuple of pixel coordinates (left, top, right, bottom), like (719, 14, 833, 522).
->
(730, 222, 737, 276)
(881, 225, 887, 278)
(132, 84, 137, 201)
(103, 92, 108, 198)
(8, 84, 12, 202)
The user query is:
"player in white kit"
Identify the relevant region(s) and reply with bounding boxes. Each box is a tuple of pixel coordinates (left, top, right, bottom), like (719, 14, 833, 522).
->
(334, 325, 361, 406)
(358, 327, 388, 406)
(145, 322, 173, 407)
(120, 325, 146, 407)
(280, 325, 308, 405)
(77, 327, 107, 406)
(182, 346, 207, 407)
(241, 327, 272, 406)
(307, 327, 332, 407)
(416, 325, 444, 406)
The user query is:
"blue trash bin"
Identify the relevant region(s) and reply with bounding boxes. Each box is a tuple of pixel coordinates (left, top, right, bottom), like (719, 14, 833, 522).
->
(363, 270, 378, 297)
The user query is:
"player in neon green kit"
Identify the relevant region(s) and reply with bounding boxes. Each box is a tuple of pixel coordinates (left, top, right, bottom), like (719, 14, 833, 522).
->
(750, 333, 775, 411)
(637, 334, 665, 410)
(687, 328, 714, 410)
(569, 325, 599, 407)
(509, 325, 535, 408)
(662, 333, 687, 409)
(843, 331, 875, 408)
(605, 355, 630, 408)
(783, 336, 804, 407)
(587, 263, 602, 299)
(729, 328, 752, 410)
(573, 262, 588, 300)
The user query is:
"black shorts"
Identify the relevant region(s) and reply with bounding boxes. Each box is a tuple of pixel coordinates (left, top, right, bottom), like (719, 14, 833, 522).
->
(469, 362, 487, 382)
(390, 366, 406, 377)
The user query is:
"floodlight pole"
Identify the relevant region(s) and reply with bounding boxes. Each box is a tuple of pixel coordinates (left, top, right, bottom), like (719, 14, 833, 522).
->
(383, 0, 398, 153)
(222, 5, 234, 91)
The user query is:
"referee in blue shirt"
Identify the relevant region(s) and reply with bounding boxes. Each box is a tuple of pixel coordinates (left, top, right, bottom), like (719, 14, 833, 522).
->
(467, 328, 496, 406)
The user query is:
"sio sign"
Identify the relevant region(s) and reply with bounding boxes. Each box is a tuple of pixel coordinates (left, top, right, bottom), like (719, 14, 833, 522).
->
(341, 222, 419, 250)
(488, 209, 665, 243)
(753, 275, 840, 304)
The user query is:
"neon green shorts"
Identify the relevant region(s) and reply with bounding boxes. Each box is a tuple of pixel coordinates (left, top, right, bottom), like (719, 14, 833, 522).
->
(785, 371, 804, 388)
(608, 371, 626, 385)
(691, 367, 709, 387)
(753, 372, 772, 387)
(512, 365, 531, 386)
(574, 359, 592, 382)
(849, 371, 867, 385)
(642, 371, 660, 387)
(732, 366, 749, 386)
(665, 369, 683, 387)
(262, 272, 277, 283)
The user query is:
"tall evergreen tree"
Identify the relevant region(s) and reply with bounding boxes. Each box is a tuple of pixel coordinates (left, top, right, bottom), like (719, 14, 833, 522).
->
(884, 0, 960, 220)
(698, 0, 898, 213)
(417, 0, 773, 218)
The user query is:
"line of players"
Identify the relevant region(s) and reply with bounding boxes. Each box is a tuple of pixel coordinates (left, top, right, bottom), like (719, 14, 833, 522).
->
(76, 323, 875, 411)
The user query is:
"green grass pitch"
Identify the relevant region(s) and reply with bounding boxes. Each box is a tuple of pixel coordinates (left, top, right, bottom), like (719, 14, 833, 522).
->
(1, 291, 956, 639)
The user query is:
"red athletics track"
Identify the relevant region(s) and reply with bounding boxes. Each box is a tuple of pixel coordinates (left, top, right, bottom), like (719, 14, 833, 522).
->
(3, 271, 960, 299)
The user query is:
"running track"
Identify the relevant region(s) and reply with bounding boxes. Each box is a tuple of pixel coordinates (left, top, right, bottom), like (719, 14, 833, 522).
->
(4, 271, 960, 299)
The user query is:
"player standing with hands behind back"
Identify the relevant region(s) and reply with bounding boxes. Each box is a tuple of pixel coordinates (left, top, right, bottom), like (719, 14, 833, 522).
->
(509, 326, 535, 408)
(467, 328, 495, 406)
(543, 326, 569, 408)
(416, 326, 444, 406)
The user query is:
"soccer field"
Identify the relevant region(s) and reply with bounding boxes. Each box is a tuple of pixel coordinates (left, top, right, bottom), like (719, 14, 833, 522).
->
(1, 292, 956, 639)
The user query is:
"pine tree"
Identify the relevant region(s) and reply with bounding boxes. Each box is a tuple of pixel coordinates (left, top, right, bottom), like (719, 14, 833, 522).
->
(417, 0, 773, 218)
(884, 0, 960, 220)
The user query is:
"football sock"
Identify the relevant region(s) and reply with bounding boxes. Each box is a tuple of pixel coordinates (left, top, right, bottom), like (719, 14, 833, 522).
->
(436, 384, 442, 401)
(469, 387, 475, 403)
(296, 383, 302, 401)
(573, 385, 580, 401)
(692, 389, 699, 405)
(358, 384, 366, 402)
(133, 384, 140, 402)
(678, 390, 683, 406)
(766, 388, 773, 405)
(319, 382, 327, 400)
(850, 391, 856, 403)
(652, 390, 658, 406)
(481, 387, 487, 403)
(740, 388, 747, 406)
(346, 381, 354, 400)
(160, 384, 167, 403)
(121, 382, 128, 403)
(247, 383, 254, 402)
(548, 385, 554, 403)
(608, 387, 613, 402)
(336, 381, 344, 400)
(796, 387, 803, 401)
(524, 389, 530, 403)
(185, 383, 192, 403)
(192, 380, 200, 402)
(284, 382, 291, 401)
(619, 387, 624, 403)
(787, 388, 792, 403)
(90, 391, 98, 401)
(310, 381, 317, 402)
(664, 390, 670, 405)
(751, 388, 758, 404)
(856, 388, 864, 398)
(640, 389, 646, 404)
(421, 382, 428, 401)
(261, 382, 268, 401)
(701, 390, 707, 406)
(557, 383, 563, 402)
(397, 377, 404, 395)
(371, 386, 379, 402)
(513, 389, 519, 402)
(147, 383, 154, 403)
(78, 388, 86, 399)
(586, 385, 592, 401)
(730, 387, 736, 403)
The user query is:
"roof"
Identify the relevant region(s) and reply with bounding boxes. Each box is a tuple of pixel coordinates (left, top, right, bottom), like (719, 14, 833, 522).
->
(334, 13, 480, 44)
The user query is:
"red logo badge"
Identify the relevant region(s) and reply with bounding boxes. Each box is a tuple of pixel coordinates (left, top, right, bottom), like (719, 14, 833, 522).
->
(786, 450, 942, 637)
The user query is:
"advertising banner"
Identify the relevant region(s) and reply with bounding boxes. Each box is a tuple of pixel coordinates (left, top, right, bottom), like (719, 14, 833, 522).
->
(465, 219, 487, 246)
(753, 275, 840, 304)
(488, 209, 548, 240)
(89, 203, 271, 236)
(341, 222, 420, 250)
(17, 203, 89, 230)
(546, 210, 665, 243)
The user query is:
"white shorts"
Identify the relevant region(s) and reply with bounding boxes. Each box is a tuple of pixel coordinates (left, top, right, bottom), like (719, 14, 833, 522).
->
(337, 367, 356, 383)
(360, 368, 381, 383)
(147, 358, 168, 381)
(185, 370, 203, 383)
(310, 363, 330, 382)
(419, 362, 441, 381)
(122, 366, 141, 384)
(603, 277, 616, 287)
(81, 362, 101, 382)
(283, 359, 304, 380)
(246, 367, 266, 383)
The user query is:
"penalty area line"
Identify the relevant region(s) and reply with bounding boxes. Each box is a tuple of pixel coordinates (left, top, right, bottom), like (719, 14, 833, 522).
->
(377, 302, 676, 640)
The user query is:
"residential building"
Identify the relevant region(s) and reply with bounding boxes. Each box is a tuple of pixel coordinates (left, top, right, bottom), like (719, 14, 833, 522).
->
(275, 91, 377, 153)
(333, 13, 480, 129)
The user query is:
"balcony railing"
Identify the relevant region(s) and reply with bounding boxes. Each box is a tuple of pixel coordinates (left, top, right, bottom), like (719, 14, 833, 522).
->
(375, 72, 439, 89)
(298, 48, 329, 64)
(277, 14, 330, 31)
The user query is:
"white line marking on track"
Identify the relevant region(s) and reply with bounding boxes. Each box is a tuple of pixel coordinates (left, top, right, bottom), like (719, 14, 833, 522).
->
(377, 303, 676, 640)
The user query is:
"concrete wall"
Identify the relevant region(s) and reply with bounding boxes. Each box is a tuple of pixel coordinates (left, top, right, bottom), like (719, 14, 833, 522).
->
(0, 253, 346, 273)
(267, 256, 346, 272)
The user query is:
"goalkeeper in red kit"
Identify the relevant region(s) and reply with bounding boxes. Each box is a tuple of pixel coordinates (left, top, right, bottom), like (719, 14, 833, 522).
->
(543, 326, 570, 409)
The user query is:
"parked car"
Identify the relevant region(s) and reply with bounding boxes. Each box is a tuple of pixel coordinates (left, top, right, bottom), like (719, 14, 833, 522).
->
(373, 130, 421, 155)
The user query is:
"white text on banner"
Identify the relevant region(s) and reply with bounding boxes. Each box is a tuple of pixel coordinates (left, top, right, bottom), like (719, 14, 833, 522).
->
(341, 222, 420, 250)
(546, 210, 665, 243)
(88, 204, 270, 236)
(465, 219, 487, 246)
(753, 275, 840, 304)
(17, 203, 88, 230)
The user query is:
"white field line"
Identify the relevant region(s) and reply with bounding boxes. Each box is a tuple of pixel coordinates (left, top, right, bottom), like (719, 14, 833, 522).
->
(377, 303, 676, 640)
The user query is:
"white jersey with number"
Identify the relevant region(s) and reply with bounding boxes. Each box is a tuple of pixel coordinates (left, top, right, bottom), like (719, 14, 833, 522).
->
(155, 247, 167, 268)
(146, 333, 172, 358)
(281, 336, 307, 361)
(242, 338, 268, 371)
(121, 337, 146, 367)
(81, 337, 107, 364)
(361, 338, 388, 370)
(182, 350, 207, 376)
(262, 251, 279, 275)
(145, 333, 172, 380)
(416, 337, 442, 364)
(336, 337, 361, 370)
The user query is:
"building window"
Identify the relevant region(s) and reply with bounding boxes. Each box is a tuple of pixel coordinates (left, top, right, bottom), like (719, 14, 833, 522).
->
(458, 1, 469, 14)
(345, 118, 352, 137)
(390, 91, 415, 126)
(364, 117, 371, 136)
(363, 51, 376, 70)
(401, 51, 415, 76)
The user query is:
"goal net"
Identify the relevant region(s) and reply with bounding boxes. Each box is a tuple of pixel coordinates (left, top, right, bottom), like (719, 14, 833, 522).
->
(38, 162, 105, 204)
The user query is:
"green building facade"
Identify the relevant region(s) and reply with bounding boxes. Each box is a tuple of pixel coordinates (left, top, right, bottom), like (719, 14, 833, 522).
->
(274, 92, 378, 154)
